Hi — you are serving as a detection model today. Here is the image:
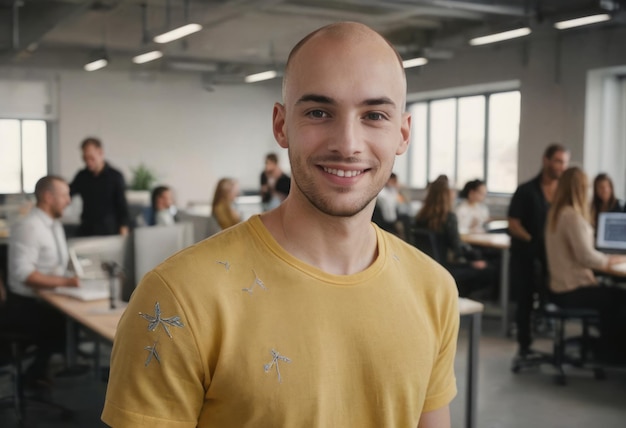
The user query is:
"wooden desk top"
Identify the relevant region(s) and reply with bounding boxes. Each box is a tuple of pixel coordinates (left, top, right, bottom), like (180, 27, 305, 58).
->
(461, 233, 510, 249)
(37, 291, 126, 343)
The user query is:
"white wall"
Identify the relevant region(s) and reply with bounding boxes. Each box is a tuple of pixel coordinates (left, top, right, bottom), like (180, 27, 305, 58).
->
(57, 71, 283, 207)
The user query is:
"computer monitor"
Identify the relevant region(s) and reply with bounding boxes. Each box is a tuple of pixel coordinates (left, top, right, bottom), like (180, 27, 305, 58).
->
(67, 235, 130, 279)
(596, 212, 626, 251)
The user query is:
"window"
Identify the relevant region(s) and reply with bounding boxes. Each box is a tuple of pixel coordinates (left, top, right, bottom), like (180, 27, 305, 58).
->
(0, 119, 48, 194)
(406, 90, 520, 193)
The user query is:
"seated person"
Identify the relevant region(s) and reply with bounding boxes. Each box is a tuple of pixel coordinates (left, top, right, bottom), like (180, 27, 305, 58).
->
(414, 176, 495, 297)
(591, 173, 623, 229)
(545, 167, 626, 363)
(212, 178, 241, 230)
(374, 173, 408, 239)
(7, 175, 80, 386)
(152, 185, 177, 226)
(456, 179, 490, 234)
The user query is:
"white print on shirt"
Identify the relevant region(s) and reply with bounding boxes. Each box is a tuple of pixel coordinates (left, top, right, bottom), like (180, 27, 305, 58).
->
(216, 260, 231, 271)
(144, 341, 160, 367)
(139, 301, 185, 339)
(242, 269, 267, 294)
(264, 349, 291, 383)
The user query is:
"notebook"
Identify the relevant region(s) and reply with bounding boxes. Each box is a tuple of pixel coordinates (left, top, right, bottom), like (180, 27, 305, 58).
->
(53, 278, 111, 301)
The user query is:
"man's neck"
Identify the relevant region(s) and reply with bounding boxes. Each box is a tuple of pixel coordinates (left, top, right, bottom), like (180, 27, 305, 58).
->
(91, 163, 105, 176)
(261, 197, 378, 276)
(540, 171, 556, 186)
(35, 204, 54, 220)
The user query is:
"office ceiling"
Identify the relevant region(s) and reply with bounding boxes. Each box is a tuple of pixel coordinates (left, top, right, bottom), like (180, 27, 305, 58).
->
(0, 0, 624, 83)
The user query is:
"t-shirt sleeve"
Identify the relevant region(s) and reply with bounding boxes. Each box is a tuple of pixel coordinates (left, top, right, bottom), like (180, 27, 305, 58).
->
(102, 271, 205, 427)
(422, 272, 459, 412)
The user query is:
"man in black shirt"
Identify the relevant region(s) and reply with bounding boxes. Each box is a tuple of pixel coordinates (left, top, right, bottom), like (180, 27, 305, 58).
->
(260, 152, 291, 211)
(70, 137, 130, 237)
(508, 143, 569, 357)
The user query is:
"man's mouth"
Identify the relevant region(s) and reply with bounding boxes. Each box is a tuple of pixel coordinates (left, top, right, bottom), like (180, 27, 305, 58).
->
(322, 167, 364, 178)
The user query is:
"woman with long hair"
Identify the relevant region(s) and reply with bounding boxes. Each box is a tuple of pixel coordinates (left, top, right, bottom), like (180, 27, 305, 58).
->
(545, 167, 626, 362)
(590, 173, 623, 228)
(414, 176, 493, 297)
(211, 178, 241, 230)
(456, 179, 489, 234)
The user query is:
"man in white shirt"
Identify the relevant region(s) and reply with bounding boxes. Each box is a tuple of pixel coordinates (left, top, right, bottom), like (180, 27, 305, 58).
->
(7, 175, 80, 385)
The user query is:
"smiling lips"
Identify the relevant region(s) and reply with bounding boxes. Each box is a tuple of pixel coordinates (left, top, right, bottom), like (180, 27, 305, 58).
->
(322, 167, 364, 178)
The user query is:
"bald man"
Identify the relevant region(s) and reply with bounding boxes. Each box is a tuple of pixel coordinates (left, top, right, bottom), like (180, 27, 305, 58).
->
(103, 23, 458, 428)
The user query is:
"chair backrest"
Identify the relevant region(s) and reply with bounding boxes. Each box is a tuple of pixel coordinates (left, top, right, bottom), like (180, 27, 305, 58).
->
(412, 228, 442, 263)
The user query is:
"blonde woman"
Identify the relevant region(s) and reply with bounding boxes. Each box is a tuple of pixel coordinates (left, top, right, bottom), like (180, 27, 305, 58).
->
(545, 167, 626, 362)
(211, 178, 241, 230)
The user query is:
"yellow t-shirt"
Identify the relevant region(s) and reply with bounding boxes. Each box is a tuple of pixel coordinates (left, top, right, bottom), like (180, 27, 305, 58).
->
(102, 215, 458, 427)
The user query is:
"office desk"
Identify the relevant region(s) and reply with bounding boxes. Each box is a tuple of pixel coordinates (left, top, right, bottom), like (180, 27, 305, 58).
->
(462, 233, 511, 336)
(459, 297, 484, 428)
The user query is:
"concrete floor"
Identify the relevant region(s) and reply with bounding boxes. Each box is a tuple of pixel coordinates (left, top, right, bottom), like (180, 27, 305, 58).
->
(2, 316, 626, 428)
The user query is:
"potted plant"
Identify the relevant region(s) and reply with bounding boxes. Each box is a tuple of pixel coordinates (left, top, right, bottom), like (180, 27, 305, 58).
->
(126, 164, 158, 206)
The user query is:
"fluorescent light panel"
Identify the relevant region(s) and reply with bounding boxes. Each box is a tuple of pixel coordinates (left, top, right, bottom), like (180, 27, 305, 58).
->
(154, 23, 202, 44)
(554, 14, 611, 30)
(133, 50, 163, 64)
(84, 58, 108, 71)
(402, 57, 428, 68)
(469, 27, 531, 46)
(245, 70, 277, 83)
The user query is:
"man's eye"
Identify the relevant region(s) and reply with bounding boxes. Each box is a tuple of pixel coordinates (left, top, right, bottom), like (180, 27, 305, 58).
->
(307, 110, 328, 119)
(366, 112, 386, 121)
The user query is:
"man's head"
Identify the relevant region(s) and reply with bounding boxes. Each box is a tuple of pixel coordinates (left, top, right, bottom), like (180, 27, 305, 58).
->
(264, 153, 280, 176)
(151, 186, 173, 211)
(35, 175, 71, 219)
(273, 22, 410, 217)
(542, 143, 569, 180)
(81, 137, 106, 175)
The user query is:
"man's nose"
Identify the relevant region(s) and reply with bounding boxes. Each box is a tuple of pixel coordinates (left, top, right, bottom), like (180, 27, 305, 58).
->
(328, 117, 364, 157)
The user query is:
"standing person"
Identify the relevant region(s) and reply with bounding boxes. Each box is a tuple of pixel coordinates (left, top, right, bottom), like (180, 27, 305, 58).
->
(211, 178, 241, 230)
(508, 144, 569, 358)
(260, 152, 291, 211)
(590, 173, 623, 228)
(70, 137, 130, 237)
(456, 179, 489, 234)
(7, 176, 80, 385)
(102, 22, 458, 428)
(545, 167, 626, 362)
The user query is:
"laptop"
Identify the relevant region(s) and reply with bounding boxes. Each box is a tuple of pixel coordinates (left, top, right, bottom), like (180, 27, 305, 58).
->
(596, 212, 626, 254)
(53, 278, 111, 301)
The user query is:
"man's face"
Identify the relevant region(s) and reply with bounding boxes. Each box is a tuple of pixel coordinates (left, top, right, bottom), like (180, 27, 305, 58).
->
(543, 150, 569, 180)
(48, 180, 71, 219)
(273, 28, 410, 217)
(265, 159, 278, 176)
(82, 144, 105, 174)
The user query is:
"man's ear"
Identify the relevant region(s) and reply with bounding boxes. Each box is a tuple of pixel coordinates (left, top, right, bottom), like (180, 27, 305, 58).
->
(396, 112, 411, 155)
(273, 103, 288, 148)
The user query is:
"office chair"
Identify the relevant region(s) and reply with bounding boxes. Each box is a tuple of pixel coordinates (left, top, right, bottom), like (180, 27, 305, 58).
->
(511, 301, 605, 385)
(411, 228, 442, 263)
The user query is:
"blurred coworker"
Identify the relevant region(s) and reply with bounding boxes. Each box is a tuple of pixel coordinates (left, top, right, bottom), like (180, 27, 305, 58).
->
(508, 143, 569, 359)
(70, 137, 129, 237)
(414, 176, 493, 297)
(546, 167, 626, 362)
(7, 176, 80, 385)
(212, 178, 241, 230)
(151, 185, 177, 226)
(591, 173, 624, 229)
(456, 179, 489, 234)
(375, 172, 407, 238)
(260, 152, 291, 211)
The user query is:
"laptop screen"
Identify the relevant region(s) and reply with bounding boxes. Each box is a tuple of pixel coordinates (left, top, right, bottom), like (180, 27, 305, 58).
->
(596, 212, 626, 251)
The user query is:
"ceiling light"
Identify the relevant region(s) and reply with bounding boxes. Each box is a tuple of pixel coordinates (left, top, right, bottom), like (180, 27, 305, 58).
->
(84, 57, 108, 72)
(469, 27, 531, 46)
(554, 14, 611, 30)
(154, 23, 202, 44)
(133, 50, 163, 64)
(245, 70, 278, 83)
(402, 57, 428, 68)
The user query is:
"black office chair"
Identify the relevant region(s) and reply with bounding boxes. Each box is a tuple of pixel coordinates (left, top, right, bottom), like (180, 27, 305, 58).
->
(511, 301, 605, 385)
(412, 228, 442, 263)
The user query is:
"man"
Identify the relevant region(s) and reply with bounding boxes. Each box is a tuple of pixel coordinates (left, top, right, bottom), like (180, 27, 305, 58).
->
(260, 152, 291, 210)
(375, 172, 408, 237)
(508, 144, 569, 358)
(7, 175, 80, 385)
(102, 22, 458, 428)
(151, 185, 176, 226)
(70, 137, 130, 237)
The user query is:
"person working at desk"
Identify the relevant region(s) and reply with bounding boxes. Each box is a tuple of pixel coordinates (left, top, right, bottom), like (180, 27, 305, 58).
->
(591, 173, 623, 229)
(6, 175, 80, 386)
(103, 22, 459, 428)
(508, 143, 568, 359)
(545, 167, 626, 363)
(211, 177, 241, 230)
(260, 152, 291, 211)
(151, 185, 177, 226)
(456, 179, 489, 234)
(70, 137, 130, 237)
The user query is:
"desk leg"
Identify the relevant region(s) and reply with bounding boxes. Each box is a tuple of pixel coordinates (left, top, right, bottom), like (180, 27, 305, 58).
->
(465, 312, 481, 428)
(65, 317, 77, 368)
(500, 248, 510, 337)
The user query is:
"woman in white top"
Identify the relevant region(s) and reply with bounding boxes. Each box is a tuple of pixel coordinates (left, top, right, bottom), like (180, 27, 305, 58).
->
(455, 179, 489, 234)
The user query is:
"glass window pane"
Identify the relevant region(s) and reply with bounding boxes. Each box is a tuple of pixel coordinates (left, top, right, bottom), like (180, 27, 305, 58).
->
(429, 98, 456, 183)
(409, 103, 427, 188)
(457, 96, 486, 188)
(488, 91, 520, 193)
(0, 119, 22, 193)
(22, 120, 48, 193)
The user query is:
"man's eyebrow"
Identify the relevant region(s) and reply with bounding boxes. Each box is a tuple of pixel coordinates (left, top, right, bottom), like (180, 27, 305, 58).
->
(361, 97, 396, 108)
(295, 94, 335, 105)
